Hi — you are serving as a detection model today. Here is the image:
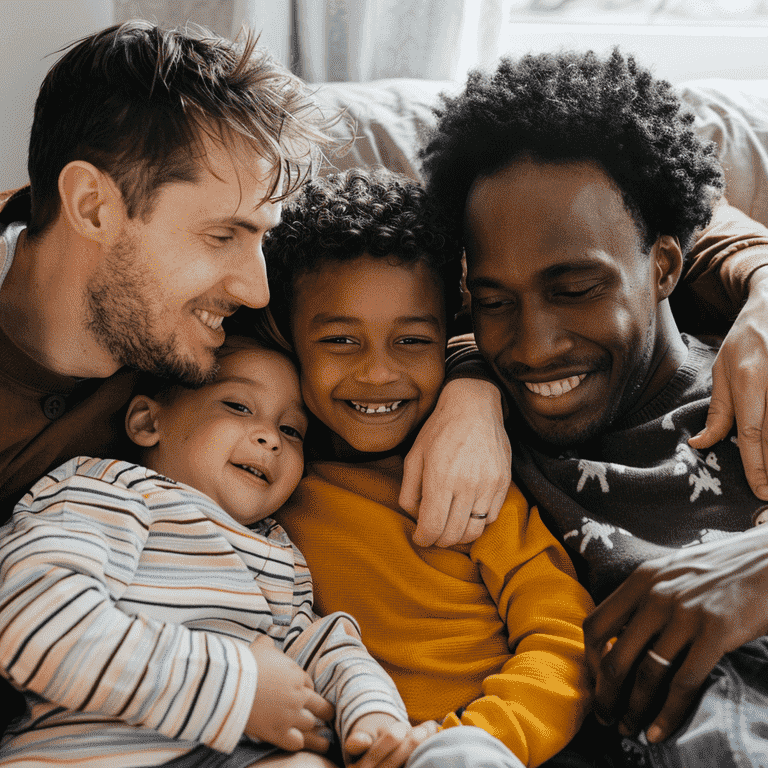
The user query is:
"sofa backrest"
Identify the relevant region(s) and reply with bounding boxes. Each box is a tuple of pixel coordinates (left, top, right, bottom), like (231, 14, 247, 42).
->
(316, 77, 768, 227)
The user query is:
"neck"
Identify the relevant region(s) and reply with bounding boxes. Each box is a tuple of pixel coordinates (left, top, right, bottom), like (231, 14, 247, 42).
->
(627, 300, 689, 416)
(0, 223, 120, 378)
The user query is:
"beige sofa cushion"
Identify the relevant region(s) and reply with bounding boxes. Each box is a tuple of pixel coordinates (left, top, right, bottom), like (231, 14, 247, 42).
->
(315, 78, 455, 180)
(678, 79, 768, 226)
(315, 77, 768, 226)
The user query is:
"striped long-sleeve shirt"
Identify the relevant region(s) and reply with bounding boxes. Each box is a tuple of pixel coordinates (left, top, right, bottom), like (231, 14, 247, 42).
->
(0, 457, 407, 767)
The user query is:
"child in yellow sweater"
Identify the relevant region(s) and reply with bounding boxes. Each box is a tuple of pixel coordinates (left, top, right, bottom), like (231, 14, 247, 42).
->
(258, 168, 594, 768)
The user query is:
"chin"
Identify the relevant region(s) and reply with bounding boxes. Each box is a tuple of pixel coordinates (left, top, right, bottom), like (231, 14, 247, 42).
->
(346, 432, 405, 453)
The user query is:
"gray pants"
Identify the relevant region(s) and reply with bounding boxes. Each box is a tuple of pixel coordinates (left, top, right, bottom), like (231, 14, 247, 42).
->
(405, 726, 525, 768)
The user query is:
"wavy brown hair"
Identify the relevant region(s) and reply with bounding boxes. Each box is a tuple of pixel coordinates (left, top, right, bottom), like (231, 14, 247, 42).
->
(27, 21, 335, 237)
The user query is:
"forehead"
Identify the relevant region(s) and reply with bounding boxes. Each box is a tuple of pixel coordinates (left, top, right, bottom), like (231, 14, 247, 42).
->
(465, 159, 643, 284)
(216, 346, 299, 390)
(293, 254, 446, 325)
(151, 134, 283, 228)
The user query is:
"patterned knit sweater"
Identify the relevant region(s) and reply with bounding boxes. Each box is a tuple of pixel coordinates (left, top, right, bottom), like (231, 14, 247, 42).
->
(0, 457, 407, 768)
(513, 335, 765, 603)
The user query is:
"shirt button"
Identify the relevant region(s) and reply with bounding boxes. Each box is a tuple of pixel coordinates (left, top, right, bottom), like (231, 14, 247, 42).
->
(42, 394, 66, 420)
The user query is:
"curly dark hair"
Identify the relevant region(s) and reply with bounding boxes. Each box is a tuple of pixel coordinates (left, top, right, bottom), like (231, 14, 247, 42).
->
(262, 167, 464, 342)
(420, 48, 724, 253)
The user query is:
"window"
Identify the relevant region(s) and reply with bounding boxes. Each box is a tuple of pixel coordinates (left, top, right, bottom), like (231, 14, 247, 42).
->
(458, 0, 768, 84)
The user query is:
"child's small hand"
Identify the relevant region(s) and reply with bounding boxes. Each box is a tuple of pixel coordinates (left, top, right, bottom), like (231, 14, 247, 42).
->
(344, 714, 440, 768)
(244, 635, 335, 753)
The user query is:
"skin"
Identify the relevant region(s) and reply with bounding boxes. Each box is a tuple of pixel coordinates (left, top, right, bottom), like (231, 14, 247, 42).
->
(465, 158, 686, 449)
(291, 254, 447, 455)
(462, 157, 768, 745)
(0, 134, 510, 547)
(127, 342, 307, 524)
(288, 251, 512, 548)
(0, 134, 279, 382)
(691, 263, 768, 500)
(127, 341, 435, 765)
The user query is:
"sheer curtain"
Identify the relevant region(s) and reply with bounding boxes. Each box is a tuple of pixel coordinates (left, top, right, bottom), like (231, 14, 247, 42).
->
(232, 0, 487, 83)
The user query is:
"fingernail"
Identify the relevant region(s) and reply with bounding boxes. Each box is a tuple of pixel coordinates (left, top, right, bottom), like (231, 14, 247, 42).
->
(646, 725, 662, 743)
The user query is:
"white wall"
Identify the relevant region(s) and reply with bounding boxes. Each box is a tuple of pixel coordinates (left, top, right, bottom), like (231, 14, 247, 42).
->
(0, 1, 114, 188)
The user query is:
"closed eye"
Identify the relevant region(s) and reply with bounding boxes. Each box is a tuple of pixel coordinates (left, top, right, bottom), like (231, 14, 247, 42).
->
(207, 232, 235, 244)
(223, 401, 252, 414)
(319, 336, 357, 345)
(475, 298, 513, 312)
(554, 283, 602, 300)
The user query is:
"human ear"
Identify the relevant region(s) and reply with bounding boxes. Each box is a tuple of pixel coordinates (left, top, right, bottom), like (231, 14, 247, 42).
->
(58, 161, 124, 244)
(125, 395, 162, 448)
(653, 235, 684, 301)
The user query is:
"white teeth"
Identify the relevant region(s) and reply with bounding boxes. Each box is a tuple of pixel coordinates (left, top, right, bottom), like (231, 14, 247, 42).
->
(194, 309, 225, 330)
(350, 400, 404, 414)
(525, 374, 587, 398)
(237, 464, 267, 481)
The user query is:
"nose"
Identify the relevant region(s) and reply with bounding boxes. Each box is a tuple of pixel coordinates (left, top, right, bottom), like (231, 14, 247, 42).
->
(224, 238, 270, 309)
(354, 347, 401, 386)
(250, 423, 281, 453)
(508, 299, 573, 369)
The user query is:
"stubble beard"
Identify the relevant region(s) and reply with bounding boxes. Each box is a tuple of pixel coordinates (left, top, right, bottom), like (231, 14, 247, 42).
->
(85, 230, 218, 387)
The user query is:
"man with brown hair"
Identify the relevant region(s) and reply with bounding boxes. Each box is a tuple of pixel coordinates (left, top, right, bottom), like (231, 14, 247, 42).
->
(0, 21, 328, 511)
(0, 21, 513, 541)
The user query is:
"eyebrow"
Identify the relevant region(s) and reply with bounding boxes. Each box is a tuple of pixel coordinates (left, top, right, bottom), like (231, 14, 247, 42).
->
(213, 376, 306, 419)
(310, 313, 443, 328)
(467, 259, 608, 291)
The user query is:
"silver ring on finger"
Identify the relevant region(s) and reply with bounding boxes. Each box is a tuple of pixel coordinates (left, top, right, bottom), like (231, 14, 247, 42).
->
(646, 648, 672, 667)
(469, 511, 489, 520)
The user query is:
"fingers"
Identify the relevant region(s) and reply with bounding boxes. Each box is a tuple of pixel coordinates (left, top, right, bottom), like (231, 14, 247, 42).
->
(616, 638, 684, 737)
(732, 388, 768, 499)
(591, 610, 659, 725)
(348, 720, 423, 768)
(433, 490, 477, 548)
(399, 449, 423, 517)
(688, 359, 734, 450)
(642, 633, 722, 744)
(372, 721, 440, 768)
(456, 482, 506, 545)
(304, 690, 335, 724)
(301, 722, 333, 754)
(583, 588, 642, 687)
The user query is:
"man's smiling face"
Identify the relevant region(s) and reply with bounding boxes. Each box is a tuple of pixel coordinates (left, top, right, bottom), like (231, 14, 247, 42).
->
(465, 158, 663, 447)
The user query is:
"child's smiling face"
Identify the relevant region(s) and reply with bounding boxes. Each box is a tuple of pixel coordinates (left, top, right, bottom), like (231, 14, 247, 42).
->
(291, 254, 447, 453)
(129, 340, 307, 525)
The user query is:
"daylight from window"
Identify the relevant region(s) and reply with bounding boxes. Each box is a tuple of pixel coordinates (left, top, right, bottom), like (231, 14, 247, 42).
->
(508, 0, 768, 26)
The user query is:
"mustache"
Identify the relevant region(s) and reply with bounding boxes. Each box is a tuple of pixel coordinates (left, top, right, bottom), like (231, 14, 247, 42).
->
(210, 299, 243, 315)
(496, 356, 611, 382)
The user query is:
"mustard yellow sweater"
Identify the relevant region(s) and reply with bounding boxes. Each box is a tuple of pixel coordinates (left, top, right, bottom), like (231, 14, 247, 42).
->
(276, 456, 594, 768)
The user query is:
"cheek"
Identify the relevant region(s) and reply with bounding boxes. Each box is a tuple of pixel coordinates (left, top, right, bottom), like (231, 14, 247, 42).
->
(471, 310, 506, 358)
(301, 358, 344, 409)
(417, 355, 446, 410)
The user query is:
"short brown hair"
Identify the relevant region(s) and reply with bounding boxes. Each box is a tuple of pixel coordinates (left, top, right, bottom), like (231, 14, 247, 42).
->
(27, 21, 333, 237)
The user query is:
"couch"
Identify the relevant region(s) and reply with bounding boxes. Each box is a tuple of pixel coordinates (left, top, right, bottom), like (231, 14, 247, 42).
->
(311, 76, 768, 228)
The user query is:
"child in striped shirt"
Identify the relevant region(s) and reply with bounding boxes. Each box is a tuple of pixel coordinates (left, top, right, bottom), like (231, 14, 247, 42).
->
(0, 335, 436, 768)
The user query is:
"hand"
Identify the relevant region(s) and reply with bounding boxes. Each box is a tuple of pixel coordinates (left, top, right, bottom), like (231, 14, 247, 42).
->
(400, 378, 511, 547)
(344, 714, 439, 768)
(689, 265, 768, 499)
(583, 524, 768, 744)
(244, 635, 335, 752)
